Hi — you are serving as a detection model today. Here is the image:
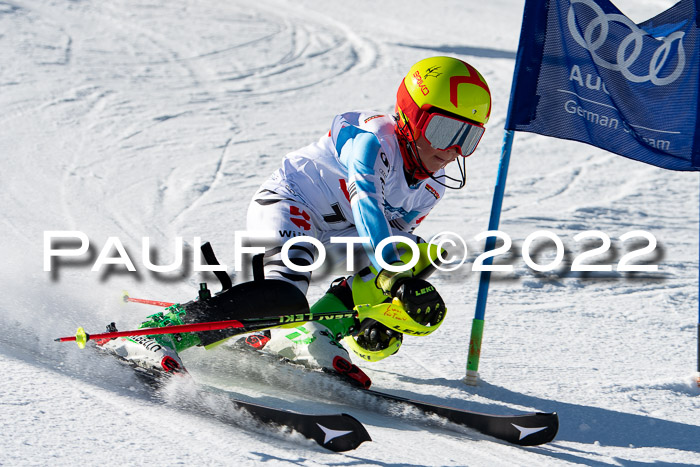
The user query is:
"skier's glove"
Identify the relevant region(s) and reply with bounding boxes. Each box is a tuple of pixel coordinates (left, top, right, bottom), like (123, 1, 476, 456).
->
(356, 318, 403, 352)
(375, 262, 413, 296)
(376, 264, 445, 327)
(392, 277, 445, 326)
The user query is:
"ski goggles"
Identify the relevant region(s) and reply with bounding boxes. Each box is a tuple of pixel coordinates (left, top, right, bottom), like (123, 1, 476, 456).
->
(417, 111, 485, 157)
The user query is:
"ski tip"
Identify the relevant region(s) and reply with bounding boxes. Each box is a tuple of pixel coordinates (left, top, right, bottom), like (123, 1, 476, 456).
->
(75, 327, 88, 349)
(316, 413, 371, 452)
(513, 412, 559, 446)
(121, 290, 130, 303)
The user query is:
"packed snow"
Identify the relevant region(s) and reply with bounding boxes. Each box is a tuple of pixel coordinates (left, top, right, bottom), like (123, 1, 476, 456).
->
(1, 0, 699, 465)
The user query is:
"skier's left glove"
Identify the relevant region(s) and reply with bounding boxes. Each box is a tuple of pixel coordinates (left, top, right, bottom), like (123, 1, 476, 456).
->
(376, 264, 445, 327)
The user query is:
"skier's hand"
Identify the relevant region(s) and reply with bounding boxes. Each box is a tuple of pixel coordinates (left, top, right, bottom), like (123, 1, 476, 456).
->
(375, 262, 413, 295)
(357, 318, 402, 351)
(392, 277, 446, 327)
(376, 264, 446, 327)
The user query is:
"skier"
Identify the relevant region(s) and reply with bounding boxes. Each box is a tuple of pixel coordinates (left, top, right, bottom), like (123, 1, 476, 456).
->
(101, 56, 492, 387)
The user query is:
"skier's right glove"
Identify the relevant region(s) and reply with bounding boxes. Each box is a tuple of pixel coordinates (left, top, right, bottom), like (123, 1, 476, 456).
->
(356, 318, 403, 352)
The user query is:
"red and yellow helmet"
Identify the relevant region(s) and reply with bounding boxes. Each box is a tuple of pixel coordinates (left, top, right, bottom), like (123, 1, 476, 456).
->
(395, 56, 491, 187)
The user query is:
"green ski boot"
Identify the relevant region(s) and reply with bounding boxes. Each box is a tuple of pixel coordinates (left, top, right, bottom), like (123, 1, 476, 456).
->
(140, 304, 201, 353)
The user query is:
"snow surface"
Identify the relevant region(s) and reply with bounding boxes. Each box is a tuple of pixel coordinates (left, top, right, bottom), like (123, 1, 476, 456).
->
(1, 0, 699, 465)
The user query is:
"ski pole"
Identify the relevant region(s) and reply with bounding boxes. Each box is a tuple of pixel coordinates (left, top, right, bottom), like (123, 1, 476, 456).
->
(56, 301, 429, 350)
(122, 291, 174, 308)
(55, 320, 244, 349)
(55, 308, 361, 349)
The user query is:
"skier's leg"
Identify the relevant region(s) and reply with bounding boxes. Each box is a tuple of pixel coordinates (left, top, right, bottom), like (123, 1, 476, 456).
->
(238, 214, 442, 384)
(241, 195, 370, 386)
(126, 196, 321, 355)
(97, 302, 203, 373)
(97, 323, 186, 374)
(102, 195, 327, 372)
(252, 231, 442, 381)
(245, 195, 323, 294)
(257, 278, 371, 388)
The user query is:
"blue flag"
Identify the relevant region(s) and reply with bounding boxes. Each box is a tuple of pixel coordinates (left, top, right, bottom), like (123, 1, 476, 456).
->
(506, 0, 700, 171)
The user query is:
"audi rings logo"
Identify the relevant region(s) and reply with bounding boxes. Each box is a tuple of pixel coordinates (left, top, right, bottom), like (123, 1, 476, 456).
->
(567, 0, 686, 86)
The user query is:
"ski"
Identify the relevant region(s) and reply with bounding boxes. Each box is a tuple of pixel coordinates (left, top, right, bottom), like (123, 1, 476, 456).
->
(217, 345, 558, 446)
(106, 276, 557, 447)
(95, 345, 371, 452)
(360, 388, 558, 446)
(216, 397, 371, 452)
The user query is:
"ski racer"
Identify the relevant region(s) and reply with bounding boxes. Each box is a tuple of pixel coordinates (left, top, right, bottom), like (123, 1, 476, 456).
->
(101, 56, 492, 387)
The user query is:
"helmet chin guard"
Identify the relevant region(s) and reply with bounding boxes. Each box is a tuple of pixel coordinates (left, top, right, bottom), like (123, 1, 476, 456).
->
(344, 299, 447, 362)
(358, 298, 446, 337)
(344, 332, 402, 362)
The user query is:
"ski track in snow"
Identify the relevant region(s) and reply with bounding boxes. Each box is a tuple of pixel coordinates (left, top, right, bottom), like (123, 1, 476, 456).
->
(1, 0, 699, 465)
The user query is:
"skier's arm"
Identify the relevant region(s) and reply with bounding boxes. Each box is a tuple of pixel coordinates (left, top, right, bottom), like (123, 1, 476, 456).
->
(336, 127, 400, 270)
(389, 209, 430, 234)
